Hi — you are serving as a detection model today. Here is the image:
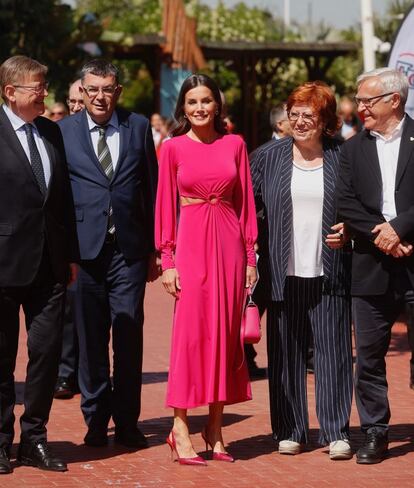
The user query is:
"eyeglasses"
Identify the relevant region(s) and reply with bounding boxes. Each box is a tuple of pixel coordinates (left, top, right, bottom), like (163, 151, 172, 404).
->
(82, 85, 118, 98)
(13, 82, 49, 95)
(288, 111, 317, 123)
(66, 98, 85, 107)
(52, 111, 65, 116)
(354, 92, 395, 108)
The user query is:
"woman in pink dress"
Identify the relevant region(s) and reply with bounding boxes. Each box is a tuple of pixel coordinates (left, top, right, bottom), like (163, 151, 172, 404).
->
(155, 74, 257, 465)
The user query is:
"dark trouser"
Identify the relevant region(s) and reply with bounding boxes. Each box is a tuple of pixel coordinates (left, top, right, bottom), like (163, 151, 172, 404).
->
(58, 286, 78, 382)
(267, 277, 353, 445)
(0, 251, 65, 448)
(75, 241, 147, 432)
(353, 270, 414, 434)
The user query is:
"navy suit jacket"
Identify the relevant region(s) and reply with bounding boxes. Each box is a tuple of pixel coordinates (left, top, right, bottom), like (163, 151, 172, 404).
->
(58, 108, 158, 261)
(251, 136, 351, 302)
(337, 115, 414, 295)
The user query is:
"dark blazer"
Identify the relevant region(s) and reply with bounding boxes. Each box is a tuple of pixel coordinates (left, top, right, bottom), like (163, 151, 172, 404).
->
(0, 106, 78, 287)
(337, 115, 414, 295)
(58, 108, 158, 261)
(251, 136, 351, 302)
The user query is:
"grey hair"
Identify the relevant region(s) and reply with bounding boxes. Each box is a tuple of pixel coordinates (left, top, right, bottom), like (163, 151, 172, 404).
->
(357, 67, 409, 105)
(269, 104, 288, 132)
(80, 59, 119, 84)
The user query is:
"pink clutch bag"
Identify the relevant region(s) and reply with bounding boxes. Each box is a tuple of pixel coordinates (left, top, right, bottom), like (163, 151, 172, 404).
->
(241, 287, 261, 344)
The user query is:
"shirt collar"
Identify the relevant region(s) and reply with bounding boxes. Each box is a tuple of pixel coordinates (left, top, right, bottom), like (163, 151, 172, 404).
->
(2, 103, 35, 131)
(86, 110, 119, 132)
(370, 115, 406, 142)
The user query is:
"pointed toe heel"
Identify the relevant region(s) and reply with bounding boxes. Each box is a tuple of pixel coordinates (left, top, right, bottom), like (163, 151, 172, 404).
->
(201, 426, 235, 462)
(166, 432, 207, 466)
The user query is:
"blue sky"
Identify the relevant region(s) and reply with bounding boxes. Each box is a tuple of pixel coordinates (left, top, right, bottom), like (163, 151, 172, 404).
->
(204, 0, 391, 29)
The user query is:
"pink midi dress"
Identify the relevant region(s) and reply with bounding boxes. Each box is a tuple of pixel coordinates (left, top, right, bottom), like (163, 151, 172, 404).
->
(155, 134, 257, 409)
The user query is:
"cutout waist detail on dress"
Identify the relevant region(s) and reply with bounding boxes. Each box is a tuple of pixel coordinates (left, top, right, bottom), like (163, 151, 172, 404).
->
(180, 195, 232, 206)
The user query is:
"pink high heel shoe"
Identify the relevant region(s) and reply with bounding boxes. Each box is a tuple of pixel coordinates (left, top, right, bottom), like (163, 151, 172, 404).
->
(201, 427, 235, 463)
(166, 431, 207, 466)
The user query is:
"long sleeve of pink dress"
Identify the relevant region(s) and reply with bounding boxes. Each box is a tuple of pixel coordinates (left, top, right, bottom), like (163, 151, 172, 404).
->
(155, 134, 257, 408)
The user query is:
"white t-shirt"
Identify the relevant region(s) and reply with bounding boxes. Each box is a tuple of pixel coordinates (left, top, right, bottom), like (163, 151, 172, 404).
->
(287, 161, 324, 278)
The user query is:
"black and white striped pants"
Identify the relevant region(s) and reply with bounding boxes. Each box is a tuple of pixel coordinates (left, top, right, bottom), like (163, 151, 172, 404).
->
(267, 276, 353, 445)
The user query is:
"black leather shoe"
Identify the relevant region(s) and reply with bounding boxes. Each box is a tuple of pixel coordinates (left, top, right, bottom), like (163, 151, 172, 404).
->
(17, 441, 67, 472)
(54, 377, 75, 399)
(84, 428, 108, 447)
(0, 447, 12, 475)
(115, 426, 148, 449)
(356, 429, 388, 464)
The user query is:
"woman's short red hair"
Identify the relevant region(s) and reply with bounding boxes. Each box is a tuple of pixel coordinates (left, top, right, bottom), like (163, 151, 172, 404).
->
(286, 81, 341, 137)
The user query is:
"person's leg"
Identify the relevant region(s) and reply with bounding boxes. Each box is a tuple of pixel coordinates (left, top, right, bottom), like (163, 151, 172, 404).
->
(310, 293, 353, 445)
(20, 257, 66, 444)
(0, 288, 21, 453)
(169, 408, 200, 459)
(353, 294, 399, 434)
(404, 293, 414, 389)
(267, 277, 312, 445)
(55, 286, 78, 398)
(108, 249, 147, 441)
(75, 249, 112, 436)
(204, 402, 227, 453)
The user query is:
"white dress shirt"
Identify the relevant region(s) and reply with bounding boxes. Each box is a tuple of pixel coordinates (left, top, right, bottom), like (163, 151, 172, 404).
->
(371, 116, 405, 221)
(2, 104, 51, 186)
(87, 111, 120, 169)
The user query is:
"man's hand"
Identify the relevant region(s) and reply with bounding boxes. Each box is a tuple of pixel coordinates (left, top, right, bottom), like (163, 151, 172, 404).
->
(390, 241, 414, 258)
(67, 263, 78, 286)
(147, 253, 162, 282)
(371, 222, 400, 253)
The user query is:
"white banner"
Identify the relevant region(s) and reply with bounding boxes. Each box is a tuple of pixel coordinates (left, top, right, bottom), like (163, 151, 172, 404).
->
(388, 5, 414, 117)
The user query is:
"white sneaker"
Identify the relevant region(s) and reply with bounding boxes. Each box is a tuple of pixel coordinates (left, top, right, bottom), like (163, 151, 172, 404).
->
(278, 440, 302, 455)
(329, 439, 352, 460)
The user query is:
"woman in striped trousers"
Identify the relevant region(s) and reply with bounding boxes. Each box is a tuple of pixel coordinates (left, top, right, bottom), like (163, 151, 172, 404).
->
(250, 81, 353, 460)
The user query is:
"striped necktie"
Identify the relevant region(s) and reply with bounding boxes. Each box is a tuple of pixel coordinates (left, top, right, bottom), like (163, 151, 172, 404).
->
(97, 126, 115, 234)
(24, 123, 47, 195)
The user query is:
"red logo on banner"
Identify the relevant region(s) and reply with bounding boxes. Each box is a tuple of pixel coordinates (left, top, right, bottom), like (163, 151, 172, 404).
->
(396, 52, 414, 89)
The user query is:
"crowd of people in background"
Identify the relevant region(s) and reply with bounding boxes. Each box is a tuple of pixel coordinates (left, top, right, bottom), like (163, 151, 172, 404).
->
(0, 53, 413, 477)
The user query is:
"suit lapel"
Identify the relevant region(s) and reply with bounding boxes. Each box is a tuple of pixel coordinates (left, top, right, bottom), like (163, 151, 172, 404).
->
(76, 110, 107, 179)
(321, 142, 338, 279)
(279, 138, 293, 270)
(34, 118, 56, 202)
(395, 116, 414, 189)
(113, 109, 131, 180)
(0, 107, 39, 186)
(361, 131, 383, 188)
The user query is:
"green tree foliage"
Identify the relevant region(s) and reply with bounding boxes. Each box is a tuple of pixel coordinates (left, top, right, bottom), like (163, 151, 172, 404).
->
(76, 0, 161, 34)
(0, 0, 98, 101)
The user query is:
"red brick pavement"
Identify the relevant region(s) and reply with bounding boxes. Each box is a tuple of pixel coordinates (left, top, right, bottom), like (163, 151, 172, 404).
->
(2, 281, 413, 487)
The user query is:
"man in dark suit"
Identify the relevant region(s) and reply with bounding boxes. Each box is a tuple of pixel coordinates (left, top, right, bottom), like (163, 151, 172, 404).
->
(58, 59, 158, 449)
(0, 55, 78, 474)
(337, 67, 414, 464)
